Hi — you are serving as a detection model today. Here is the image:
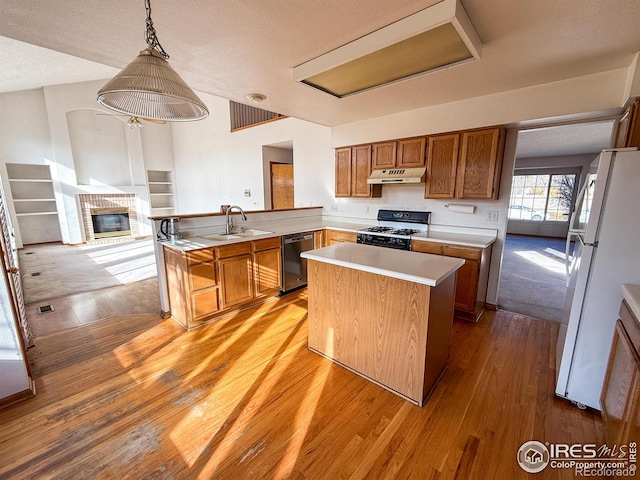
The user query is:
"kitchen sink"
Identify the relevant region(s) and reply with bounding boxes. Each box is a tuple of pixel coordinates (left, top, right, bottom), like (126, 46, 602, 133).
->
(199, 229, 274, 242)
(235, 229, 273, 237)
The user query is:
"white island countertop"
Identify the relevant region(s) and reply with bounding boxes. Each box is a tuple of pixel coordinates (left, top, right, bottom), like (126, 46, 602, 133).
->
(301, 243, 464, 287)
(622, 284, 640, 320)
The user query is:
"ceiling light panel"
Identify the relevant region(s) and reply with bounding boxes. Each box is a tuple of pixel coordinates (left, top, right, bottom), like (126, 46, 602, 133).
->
(293, 0, 482, 98)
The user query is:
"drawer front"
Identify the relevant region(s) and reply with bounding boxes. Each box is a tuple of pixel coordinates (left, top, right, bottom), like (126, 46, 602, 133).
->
(216, 241, 252, 258)
(191, 288, 220, 320)
(327, 230, 357, 243)
(189, 261, 217, 290)
(187, 248, 215, 265)
(253, 236, 281, 252)
(411, 241, 443, 255)
(442, 244, 482, 261)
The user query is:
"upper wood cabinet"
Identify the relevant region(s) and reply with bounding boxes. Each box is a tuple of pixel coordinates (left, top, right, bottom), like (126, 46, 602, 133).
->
(335, 145, 382, 198)
(397, 137, 427, 168)
(425, 133, 459, 199)
(425, 127, 505, 200)
(335, 147, 352, 197)
(372, 142, 397, 169)
(372, 138, 426, 170)
(614, 98, 640, 149)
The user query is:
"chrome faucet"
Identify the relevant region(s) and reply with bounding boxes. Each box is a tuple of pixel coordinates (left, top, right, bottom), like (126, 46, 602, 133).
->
(225, 205, 247, 234)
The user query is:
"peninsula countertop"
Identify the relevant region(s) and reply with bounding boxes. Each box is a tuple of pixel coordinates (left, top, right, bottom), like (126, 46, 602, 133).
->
(622, 284, 640, 320)
(301, 242, 464, 287)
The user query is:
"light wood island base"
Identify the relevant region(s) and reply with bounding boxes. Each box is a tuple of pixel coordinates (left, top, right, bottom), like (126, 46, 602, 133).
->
(306, 259, 457, 406)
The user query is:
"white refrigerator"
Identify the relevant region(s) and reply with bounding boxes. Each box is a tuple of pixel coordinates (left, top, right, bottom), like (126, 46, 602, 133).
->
(556, 148, 640, 410)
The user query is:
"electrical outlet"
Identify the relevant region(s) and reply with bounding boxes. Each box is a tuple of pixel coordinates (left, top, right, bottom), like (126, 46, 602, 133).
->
(487, 210, 499, 221)
(364, 205, 370, 214)
(330, 203, 339, 212)
(244, 189, 251, 197)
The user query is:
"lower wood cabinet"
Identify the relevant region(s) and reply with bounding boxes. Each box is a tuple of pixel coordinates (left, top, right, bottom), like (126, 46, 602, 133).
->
(601, 300, 640, 446)
(411, 240, 492, 321)
(164, 246, 220, 329)
(253, 237, 282, 297)
(218, 253, 254, 308)
(164, 236, 282, 329)
(325, 229, 357, 245)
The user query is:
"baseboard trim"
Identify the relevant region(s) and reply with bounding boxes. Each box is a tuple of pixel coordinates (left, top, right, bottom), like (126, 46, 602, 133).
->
(485, 303, 498, 311)
(160, 310, 172, 319)
(0, 377, 36, 410)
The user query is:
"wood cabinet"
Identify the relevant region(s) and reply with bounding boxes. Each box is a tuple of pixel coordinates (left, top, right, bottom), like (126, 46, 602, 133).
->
(372, 137, 426, 170)
(164, 236, 282, 329)
(601, 300, 640, 446)
(425, 134, 459, 199)
(164, 246, 220, 329)
(218, 242, 254, 309)
(411, 240, 492, 321)
(614, 98, 640, 149)
(425, 127, 505, 200)
(252, 237, 282, 298)
(325, 229, 357, 246)
(335, 145, 382, 198)
(372, 142, 397, 169)
(397, 137, 427, 168)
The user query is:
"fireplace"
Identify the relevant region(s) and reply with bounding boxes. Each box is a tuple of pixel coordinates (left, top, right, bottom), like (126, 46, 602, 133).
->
(90, 207, 131, 239)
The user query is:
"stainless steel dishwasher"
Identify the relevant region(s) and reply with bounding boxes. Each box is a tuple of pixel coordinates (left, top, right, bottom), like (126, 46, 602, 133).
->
(280, 231, 315, 294)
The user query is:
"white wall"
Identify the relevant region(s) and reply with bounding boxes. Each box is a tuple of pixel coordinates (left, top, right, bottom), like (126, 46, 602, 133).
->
(0, 270, 30, 401)
(0, 89, 56, 247)
(0, 81, 180, 245)
(171, 93, 333, 214)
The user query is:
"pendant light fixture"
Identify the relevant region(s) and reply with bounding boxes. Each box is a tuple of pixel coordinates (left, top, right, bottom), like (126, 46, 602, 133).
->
(97, 0, 209, 121)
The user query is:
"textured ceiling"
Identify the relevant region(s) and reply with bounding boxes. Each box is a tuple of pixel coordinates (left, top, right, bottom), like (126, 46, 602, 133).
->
(516, 121, 616, 159)
(1, 0, 639, 129)
(0, 0, 640, 155)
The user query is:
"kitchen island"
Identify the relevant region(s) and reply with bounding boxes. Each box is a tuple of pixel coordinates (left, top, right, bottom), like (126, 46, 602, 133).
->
(301, 243, 464, 406)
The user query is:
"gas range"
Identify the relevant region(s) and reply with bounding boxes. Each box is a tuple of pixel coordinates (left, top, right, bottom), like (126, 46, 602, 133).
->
(357, 210, 430, 251)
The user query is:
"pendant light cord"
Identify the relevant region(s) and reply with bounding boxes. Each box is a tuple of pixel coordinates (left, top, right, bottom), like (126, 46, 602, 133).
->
(144, 0, 169, 59)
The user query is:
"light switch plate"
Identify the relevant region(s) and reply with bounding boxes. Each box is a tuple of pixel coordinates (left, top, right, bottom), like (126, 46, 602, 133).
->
(487, 210, 499, 221)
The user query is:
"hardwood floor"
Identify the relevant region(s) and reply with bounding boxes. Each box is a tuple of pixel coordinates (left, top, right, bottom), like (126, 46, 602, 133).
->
(1, 289, 603, 479)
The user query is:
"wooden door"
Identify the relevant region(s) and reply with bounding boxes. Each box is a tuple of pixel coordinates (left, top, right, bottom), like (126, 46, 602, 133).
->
(601, 320, 640, 445)
(271, 163, 294, 210)
(425, 134, 459, 199)
(218, 254, 254, 308)
(335, 148, 352, 197)
(352, 145, 373, 197)
(457, 128, 504, 199)
(372, 142, 397, 169)
(0, 178, 33, 348)
(397, 137, 426, 168)
(254, 248, 282, 296)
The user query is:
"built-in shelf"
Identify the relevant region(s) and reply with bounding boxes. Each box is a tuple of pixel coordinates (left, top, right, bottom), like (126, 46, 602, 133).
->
(147, 170, 175, 215)
(15, 211, 59, 217)
(5, 163, 62, 245)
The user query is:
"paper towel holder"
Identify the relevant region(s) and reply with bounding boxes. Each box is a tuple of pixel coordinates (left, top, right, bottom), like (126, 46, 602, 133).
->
(444, 203, 476, 214)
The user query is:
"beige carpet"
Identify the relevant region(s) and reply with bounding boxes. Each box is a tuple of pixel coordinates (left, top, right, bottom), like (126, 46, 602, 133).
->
(19, 238, 157, 303)
(497, 234, 569, 322)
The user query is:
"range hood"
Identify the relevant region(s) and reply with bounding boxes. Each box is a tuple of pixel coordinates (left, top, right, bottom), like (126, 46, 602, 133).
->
(367, 167, 426, 184)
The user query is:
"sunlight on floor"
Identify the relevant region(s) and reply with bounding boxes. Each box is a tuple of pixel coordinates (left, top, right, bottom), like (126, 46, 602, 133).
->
(273, 358, 333, 479)
(514, 249, 566, 274)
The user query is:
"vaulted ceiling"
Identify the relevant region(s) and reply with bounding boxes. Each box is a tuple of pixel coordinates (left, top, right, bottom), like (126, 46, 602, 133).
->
(1, 0, 639, 128)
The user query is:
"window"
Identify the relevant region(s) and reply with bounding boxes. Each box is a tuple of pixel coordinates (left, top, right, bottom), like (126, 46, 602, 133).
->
(509, 173, 577, 221)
